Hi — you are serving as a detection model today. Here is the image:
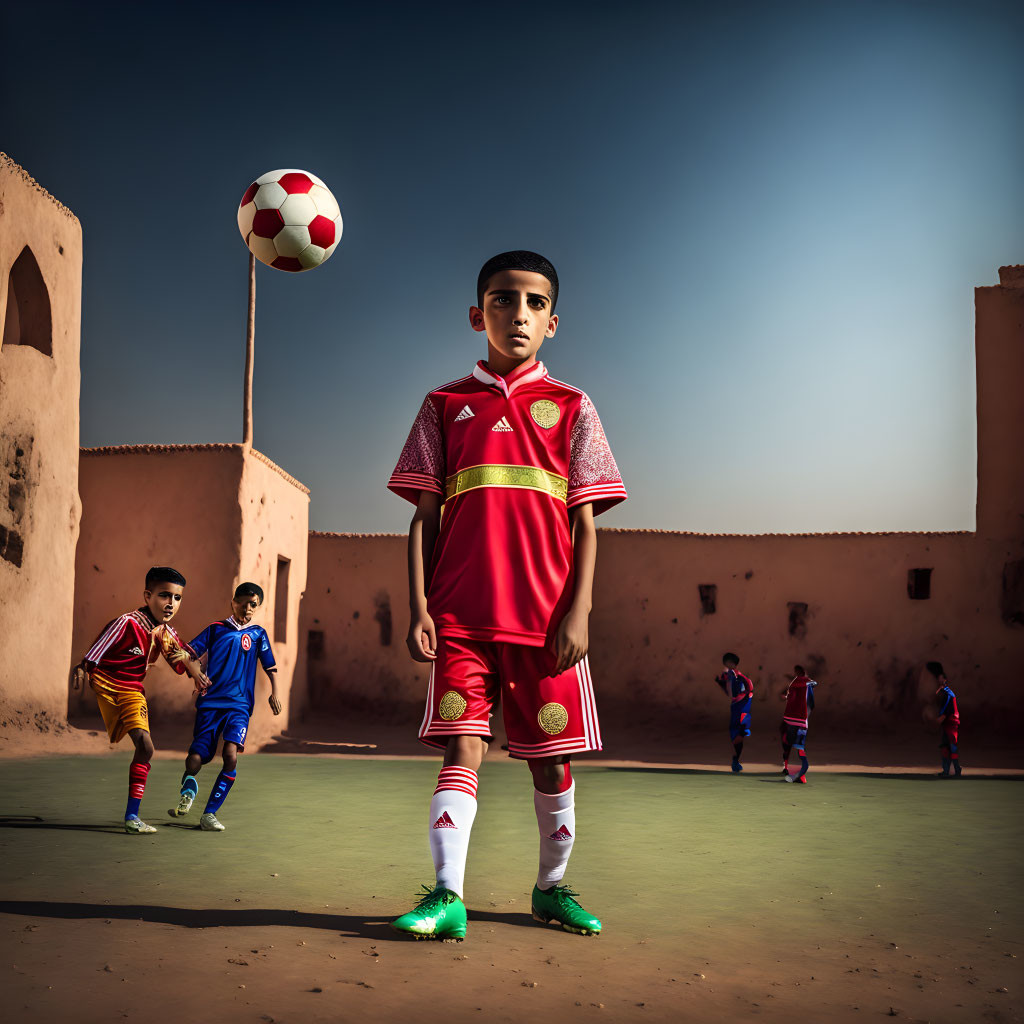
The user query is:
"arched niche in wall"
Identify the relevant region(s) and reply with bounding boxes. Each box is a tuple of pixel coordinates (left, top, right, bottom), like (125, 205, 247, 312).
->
(2, 246, 53, 357)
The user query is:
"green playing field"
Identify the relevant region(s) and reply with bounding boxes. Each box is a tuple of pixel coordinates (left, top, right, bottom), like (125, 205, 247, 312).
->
(1, 755, 1021, 1023)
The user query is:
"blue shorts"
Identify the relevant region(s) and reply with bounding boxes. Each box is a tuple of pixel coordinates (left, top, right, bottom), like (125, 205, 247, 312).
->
(783, 723, 808, 751)
(729, 708, 752, 741)
(190, 706, 250, 760)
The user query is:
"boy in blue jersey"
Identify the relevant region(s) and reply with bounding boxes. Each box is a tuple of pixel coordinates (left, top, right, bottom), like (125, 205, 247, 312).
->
(168, 583, 281, 830)
(715, 652, 754, 772)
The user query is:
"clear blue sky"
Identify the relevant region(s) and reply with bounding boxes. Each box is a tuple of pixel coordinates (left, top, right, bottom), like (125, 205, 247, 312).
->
(2, 1, 1021, 533)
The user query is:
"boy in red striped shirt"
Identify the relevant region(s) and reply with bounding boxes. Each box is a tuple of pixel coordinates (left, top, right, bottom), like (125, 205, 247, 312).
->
(387, 251, 626, 941)
(780, 665, 818, 783)
(70, 566, 208, 833)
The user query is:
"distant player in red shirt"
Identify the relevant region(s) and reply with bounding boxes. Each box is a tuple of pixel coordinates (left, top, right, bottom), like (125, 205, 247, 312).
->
(70, 566, 209, 833)
(387, 251, 626, 941)
(925, 661, 961, 777)
(779, 664, 817, 783)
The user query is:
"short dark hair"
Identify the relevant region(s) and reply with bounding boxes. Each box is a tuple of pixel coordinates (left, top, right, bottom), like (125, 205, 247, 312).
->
(723, 652, 739, 667)
(477, 250, 559, 311)
(145, 566, 186, 589)
(234, 582, 265, 605)
(925, 661, 945, 679)
(794, 664, 804, 674)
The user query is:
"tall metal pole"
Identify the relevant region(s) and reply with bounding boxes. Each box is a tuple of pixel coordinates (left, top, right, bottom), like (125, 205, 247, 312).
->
(243, 252, 255, 447)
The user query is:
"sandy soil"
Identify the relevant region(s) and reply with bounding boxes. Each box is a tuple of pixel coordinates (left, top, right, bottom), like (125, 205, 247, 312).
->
(1, 752, 1020, 1024)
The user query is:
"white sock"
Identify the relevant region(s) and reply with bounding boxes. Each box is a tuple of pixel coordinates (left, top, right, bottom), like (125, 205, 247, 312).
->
(534, 781, 575, 890)
(428, 766, 478, 898)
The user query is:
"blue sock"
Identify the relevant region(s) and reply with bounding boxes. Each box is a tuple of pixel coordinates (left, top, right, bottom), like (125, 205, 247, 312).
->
(798, 754, 809, 777)
(180, 774, 199, 798)
(125, 796, 142, 819)
(204, 771, 236, 815)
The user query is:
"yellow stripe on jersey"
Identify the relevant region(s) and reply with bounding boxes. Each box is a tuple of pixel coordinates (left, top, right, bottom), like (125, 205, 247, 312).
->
(445, 464, 568, 504)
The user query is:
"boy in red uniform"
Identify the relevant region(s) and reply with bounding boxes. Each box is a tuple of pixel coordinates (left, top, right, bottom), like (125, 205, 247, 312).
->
(70, 566, 209, 833)
(925, 661, 961, 777)
(387, 251, 626, 941)
(779, 664, 817, 783)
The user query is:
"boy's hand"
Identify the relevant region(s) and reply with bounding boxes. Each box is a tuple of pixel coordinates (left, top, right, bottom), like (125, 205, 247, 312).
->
(69, 663, 87, 691)
(552, 607, 589, 674)
(407, 613, 437, 662)
(167, 647, 190, 667)
(269, 694, 283, 715)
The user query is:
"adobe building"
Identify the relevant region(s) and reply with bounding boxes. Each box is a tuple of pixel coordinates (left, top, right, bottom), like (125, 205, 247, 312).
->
(70, 443, 309, 748)
(0, 154, 83, 731)
(296, 268, 1024, 733)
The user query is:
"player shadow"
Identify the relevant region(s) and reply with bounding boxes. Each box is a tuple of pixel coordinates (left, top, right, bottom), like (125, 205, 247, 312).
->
(0, 815, 128, 835)
(603, 766, 780, 777)
(0, 900, 544, 938)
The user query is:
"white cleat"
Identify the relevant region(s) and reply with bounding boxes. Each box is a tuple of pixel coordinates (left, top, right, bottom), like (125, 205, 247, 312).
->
(125, 817, 158, 834)
(782, 774, 794, 783)
(200, 812, 226, 832)
(168, 791, 195, 818)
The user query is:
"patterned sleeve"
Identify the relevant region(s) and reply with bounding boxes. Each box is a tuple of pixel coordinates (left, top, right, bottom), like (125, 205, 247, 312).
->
(84, 616, 128, 666)
(387, 395, 446, 504)
(162, 625, 197, 675)
(567, 394, 627, 515)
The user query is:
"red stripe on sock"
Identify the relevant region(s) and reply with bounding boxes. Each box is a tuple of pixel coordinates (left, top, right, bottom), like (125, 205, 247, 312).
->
(434, 767, 478, 797)
(128, 762, 150, 799)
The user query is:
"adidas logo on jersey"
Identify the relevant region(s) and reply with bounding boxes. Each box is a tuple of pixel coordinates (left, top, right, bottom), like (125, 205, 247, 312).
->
(548, 824, 573, 841)
(454, 405, 475, 422)
(432, 811, 458, 829)
(491, 416, 514, 432)
(128, 645, 145, 656)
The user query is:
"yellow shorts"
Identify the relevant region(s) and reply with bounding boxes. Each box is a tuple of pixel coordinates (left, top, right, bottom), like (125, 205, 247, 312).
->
(91, 675, 149, 744)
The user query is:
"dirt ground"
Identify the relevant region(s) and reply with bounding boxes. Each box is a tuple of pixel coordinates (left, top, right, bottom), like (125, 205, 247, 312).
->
(1, 738, 1021, 1024)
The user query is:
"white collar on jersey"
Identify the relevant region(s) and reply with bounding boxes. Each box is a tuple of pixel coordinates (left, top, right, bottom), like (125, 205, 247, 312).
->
(228, 616, 250, 631)
(472, 359, 548, 399)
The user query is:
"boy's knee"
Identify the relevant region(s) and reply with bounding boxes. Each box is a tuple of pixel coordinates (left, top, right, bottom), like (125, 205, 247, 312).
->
(444, 734, 486, 768)
(528, 757, 571, 793)
(133, 731, 154, 759)
(222, 746, 238, 771)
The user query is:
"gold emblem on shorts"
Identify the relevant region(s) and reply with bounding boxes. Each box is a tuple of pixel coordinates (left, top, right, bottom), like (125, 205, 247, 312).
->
(439, 691, 467, 721)
(530, 400, 560, 429)
(537, 702, 569, 735)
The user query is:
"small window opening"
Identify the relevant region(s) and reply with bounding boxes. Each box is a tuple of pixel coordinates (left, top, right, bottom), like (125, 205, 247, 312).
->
(787, 602, 808, 639)
(307, 629, 325, 661)
(1001, 561, 1024, 627)
(3, 246, 52, 356)
(698, 584, 717, 616)
(275, 556, 290, 642)
(907, 568, 932, 601)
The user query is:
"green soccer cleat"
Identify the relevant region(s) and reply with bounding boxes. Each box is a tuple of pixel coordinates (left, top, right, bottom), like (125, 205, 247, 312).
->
(168, 791, 195, 818)
(390, 885, 467, 942)
(532, 885, 602, 936)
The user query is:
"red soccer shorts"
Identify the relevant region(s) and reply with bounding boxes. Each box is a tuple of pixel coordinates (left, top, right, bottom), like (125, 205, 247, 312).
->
(419, 636, 602, 759)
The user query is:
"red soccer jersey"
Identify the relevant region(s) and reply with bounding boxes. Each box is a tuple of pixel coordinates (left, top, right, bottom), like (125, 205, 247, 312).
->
(388, 360, 627, 646)
(84, 608, 193, 692)
(783, 675, 816, 728)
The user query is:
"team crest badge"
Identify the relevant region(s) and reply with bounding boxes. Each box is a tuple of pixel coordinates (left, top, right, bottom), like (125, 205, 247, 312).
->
(537, 702, 569, 735)
(241, 634, 252, 651)
(439, 690, 467, 721)
(530, 400, 560, 429)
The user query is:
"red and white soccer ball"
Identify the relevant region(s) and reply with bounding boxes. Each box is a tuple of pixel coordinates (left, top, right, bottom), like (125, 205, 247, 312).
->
(237, 169, 343, 273)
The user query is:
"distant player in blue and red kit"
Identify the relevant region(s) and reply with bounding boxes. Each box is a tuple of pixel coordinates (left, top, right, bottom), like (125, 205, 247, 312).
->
(926, 661, 961, 777)
(168, 583, 281, 831)
(716, 652, 754, 772)
(780, 665, 817, 783)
